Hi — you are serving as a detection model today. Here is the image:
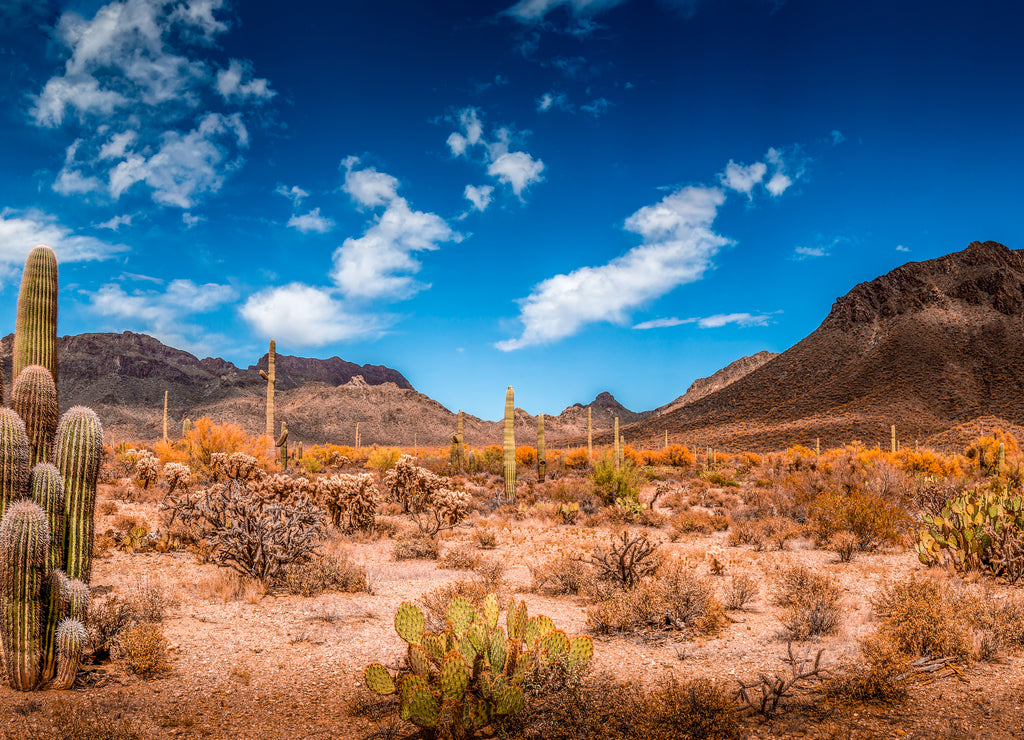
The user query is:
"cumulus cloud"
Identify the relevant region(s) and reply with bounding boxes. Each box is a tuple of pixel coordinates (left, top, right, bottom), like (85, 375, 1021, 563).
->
(448, 107, 545, 199)
(32, 0, 273, 209)
(718, 147, 805, 199)
(464, 184, 495, 212)
(287, 208, 335, 234)
(831, 129, 846, 145)
(88, 277, 237, 355)
(240, 283, 388, 346)
(341, 155, 401, 207)
(719, 160, 767, 196)
(896, 244, 910, 252)
(497, 185, 728, 350)
(0, 208, 127, 282)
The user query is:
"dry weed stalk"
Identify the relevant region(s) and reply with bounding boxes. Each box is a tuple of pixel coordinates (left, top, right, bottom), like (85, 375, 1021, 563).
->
(734, 642, 826, 718)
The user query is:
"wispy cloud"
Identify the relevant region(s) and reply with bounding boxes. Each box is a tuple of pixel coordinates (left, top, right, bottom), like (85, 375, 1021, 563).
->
(0, 208, 127, 283)
(88, 277, 237, 356)
(33, 0, 273, 210)
(498, 145, 806, 350)
(447, 108, 545, 199)
(896, 244, 910, 252)
(275, 184, 309, 206)
(536, 91, 571, 112)
(580, 97, 610, 117)
(287, 208, 335, 234)
(95, 213, 133, 231)
(503, 0, 627, 23)
(830, 129, 846, 145)
(633, 312, 773, 330)
(792, 235, 845, 260)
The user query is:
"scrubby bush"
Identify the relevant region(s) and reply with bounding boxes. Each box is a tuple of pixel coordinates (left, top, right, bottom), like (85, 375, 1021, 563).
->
(728, 516, 801, 551)
(114, 622, 170, 678)
(869, 575, 972, 659)
(531, 554, 595, 595)
(725, 573, 759, 611)
(773, 566, 842, 640)
(592, 455, 646, 506)
(392, 534, 439, 560)
(642, 676, 741, 740)
(366, 446, 401, 471)
(807, 491, 911, 550)
(283, 553, 369, 596)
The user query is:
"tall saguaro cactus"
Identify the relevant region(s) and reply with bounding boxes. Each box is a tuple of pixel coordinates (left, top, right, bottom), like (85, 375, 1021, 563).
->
(503, 387, 516, 501)
(163, 390, 168, 442)
(54, 407, 103, 584)
(259, 340, 276, 440)
(537, 414, 546, 483)
(13, 246, 58, 395)
(457, 410, 465, 468)
(613, 417, 620, 471)
(890, 424, 897, 454)
(587, 407, 593, 461)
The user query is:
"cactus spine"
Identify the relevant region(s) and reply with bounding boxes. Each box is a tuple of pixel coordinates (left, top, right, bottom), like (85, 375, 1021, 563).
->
(0, 499, 49, 690)
(503, 386, 516, 501)
(0, 409, 30, 522)
(613, 417, 620, 471)
(13, 245, 58, 394)
(11, 366, 57, 469)
(54, 407, 103, 584)
(258, 339, 276, 440)
(537, 413, 546, 483)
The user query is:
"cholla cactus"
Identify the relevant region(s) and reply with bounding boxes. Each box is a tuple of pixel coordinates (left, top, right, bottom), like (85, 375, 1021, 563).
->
(314, 473, 377, 531)
(162, 462, 192, 496)
(385, 455, 468, 535)
(210, 452, 261, 482)
(364, 594, 593, 738)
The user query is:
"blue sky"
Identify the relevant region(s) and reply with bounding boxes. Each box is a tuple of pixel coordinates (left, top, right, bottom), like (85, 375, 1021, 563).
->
(0, 0, 1021, 420)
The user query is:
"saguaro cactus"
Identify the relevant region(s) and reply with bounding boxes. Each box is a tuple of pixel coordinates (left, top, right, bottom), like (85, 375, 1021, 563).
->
(182, 417, 192, 437)
(54, 406, 103, 584)
(163, 390, 168, 442)
(503, 387, 516, 501)
(587, 407, 592, 461)
(11, 366, 58, 469)
(537, 414, 546, 483)
(277, 421, 289, 471)
(457, 410, 465, 468)
(0, 410, 30, 522)
(259, 340, 276, 440)
(13, 245, 58, 393)
(613, 417, 620, 471)
(0, 499, 50, 691)
(890, 424, 896, 454)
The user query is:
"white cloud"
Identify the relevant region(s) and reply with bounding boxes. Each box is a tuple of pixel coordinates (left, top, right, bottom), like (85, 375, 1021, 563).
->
(719, 160, 767, 196)
(831, 129, 846, 145)
(96, 214, 133, 230)
(896, 244, 910, 252)
(504, 0, 626, 22)
(287, 208, 336, 234)
(88, 277, 236, 355)
(497, 185, 728, 350)
(33, 0, 272, 209)
(341, 155, 401, 207)
(0, 208, 127, 282)
(275, 184, 309, 205)
(764, 146, 799, 197)
(793, 245, 827, 258)
(464, 184, 495, 212)
(633, 312, 772, 329)
(216, 59, 275, 103)
(580, 97, 610, 117)
(240, 283, 388, 346)
(792, 235, 844, 260)
(536, 91, 571, 112)
(448, 107, 545, 199)
(182, 212, 204, 228)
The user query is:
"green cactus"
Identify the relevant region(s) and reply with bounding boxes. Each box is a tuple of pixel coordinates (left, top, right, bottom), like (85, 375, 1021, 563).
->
(587, 407, 592, 462)
(365, 593, 593, 738)
(13, 245, 58, 393)
(11, 366, 58, 469)
(258, 339, 276, 440)
(182, 417, 192, 437)
(613, 417, 620, 471)
(503, 387, 516, 502)
(54, 406, 103, 584)
(0, 499, 50, 691)
(163, 390, 168, 443)
(30, 462, 64, 683)
(0, 408, 31, 522)
(457, 410, 465, 469)
(916, 488, 1024, 576)
(51, 617, 86, 690)
(537, 414, 546, 483)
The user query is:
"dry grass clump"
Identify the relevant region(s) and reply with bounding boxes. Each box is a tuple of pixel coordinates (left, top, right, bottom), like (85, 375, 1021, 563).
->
(531, 554, 595, 595)
(827, 531, 859, 563)
(955, 588, 1024, 657)
(439, 545, 482, 570)
(114, 621, 170, 678)
(667, 510, 729, 540)
(88, 578, 167, 660)
(196, 569, 266, 603)
(473, 526, 498, 549)
(728, 516, 801, 551)
(823, 633, 911, 705)
(19, 699, 143, 740)
(587, 559, 726, 636)
(282, 553, 369, 596)
(724, 573, 759, 611)
(641, 676, 741, 740)
(419, 579, 492, 632)
(392, 534, 439, 560)
(869, 575, 972, 659)
(773, 566, 842, 640)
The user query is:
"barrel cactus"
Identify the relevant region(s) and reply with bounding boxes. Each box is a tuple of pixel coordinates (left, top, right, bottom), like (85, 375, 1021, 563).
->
(0, 409, 30, 521)
(54, 406, 103, 584)
(11, 366, 58, 468)
(0, 499, 50, 691)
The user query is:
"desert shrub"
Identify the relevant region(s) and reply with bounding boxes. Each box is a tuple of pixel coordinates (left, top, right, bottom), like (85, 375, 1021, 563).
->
(725, 573, 759, 611)
(365, 446, 402, 471)
(807, 491, 911, 550)
(592, 455, 646, 505)
(955, 588, 1024, 654)
(182, 418, 273, 480)
(87, 578, 166, 661)
(474, 557, 506, 590)
(516, 445, 537, 467)
(964, 430, 1020, 476)
(587, 560, 725, 636)
(531, 554, 595, 595)
(418, 579, 493, 632)
(869, 575, 972, 659)
(168, 476, 325, 584)
(642, 676, 741, 740)
(562, 447, 591, 470)
(823, 632, 910, 705)
(668, 510, 728, 539)
(283, 553, 368, 596)
(589, 531, 661, 589)
(114, 621, 169, 678)
(704, 473, 739, 488)
(727, 516, 800, 551)
(473, 527, 498, 549)
(99, 500, 118, 516)
(19, 700, 143, 740)
(773, 566, 842, 640)
(440, 546, 481, 570)
(392, 534, 439, 560)
(827, 530, 859, 562)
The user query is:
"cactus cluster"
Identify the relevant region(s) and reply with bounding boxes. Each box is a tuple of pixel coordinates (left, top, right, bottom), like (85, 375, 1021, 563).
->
(917, 488, 1024, 578)
(365, 594, 593, 738)
(0, 245, 101, 692)
(503, 387, 516, 502)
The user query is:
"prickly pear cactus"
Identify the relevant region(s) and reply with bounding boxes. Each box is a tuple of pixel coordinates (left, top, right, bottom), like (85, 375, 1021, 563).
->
(917, 487, 1024, 576)
(364, 593, 593, 738)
